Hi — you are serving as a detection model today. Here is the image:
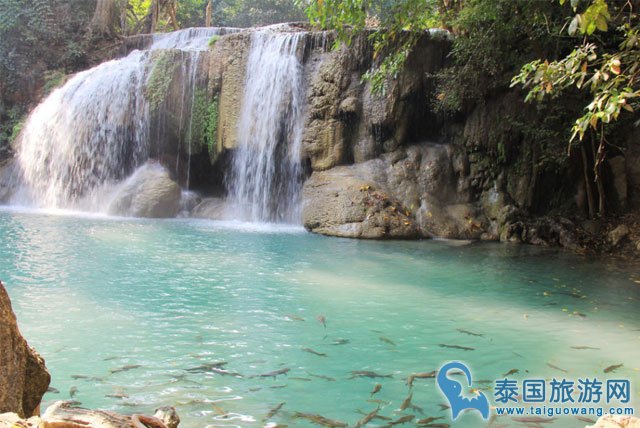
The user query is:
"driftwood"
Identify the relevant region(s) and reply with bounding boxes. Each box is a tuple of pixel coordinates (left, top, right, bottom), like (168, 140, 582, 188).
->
(39, 401, 179, 428)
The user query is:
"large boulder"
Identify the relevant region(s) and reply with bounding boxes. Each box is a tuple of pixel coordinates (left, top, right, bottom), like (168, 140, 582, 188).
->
(302, 166, 419, 239)
(107, 162, 182, 218)
(0, 281, 50, 418)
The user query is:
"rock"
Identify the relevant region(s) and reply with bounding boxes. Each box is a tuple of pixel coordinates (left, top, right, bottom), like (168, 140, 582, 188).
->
(608, 224, 630, 247)
(302, 167, 419, 239)
(0, 413, 41, 427)
(586, 415, 640, 428)
(154, 406, 180, 428)
(636, 240, 640, 251)
(42, 401, 173, 427)
(0, 160, 17, 204)
(107, 163, 181, 218)
(191, 197, 227, 220)
(0, 281, 50, 418)
(607, 156, 628, 210)
(339, 96, 360, 114)
(208, 32, 252, 153)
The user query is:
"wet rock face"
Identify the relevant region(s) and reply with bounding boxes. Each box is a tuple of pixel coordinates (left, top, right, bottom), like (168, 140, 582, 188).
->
(302, 166, 419, 239)
(107, 162, 182, 218)
(302, 143, 488, 239)
(0, 281, 50, 418)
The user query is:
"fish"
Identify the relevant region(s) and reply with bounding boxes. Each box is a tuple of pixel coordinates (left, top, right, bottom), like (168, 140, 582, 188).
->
(370, 383, 382, 396)
(438, 344, 475, 351)
(604, 363, 623, 373)
(406, 371, 436, 387)
(307, 372, 336, 381)
(571, 346, 600, 350)
(502, 369, 519, 377)
(186, 362, 228, 373)
(209, 367, 243, 377)
(102, 356, 121, 361)
(290, 377, 312, 381)
(418, 424, 449, 428)
(286, 314, 305, 321)
(69, 386, 78, 398)
(265, 402, 285, 420)
(456, 329, 483, 337)
(70, 375, 102, 381)
(47, 387, 60, 394)
(399, 392, 413, 411)
(416, 417, 444, 425)
(575, 416, 597, 424)
(385, 414, 415, 426)
(438, 404, 450, 411)
(105, 393, 129, 399)
(546, 363, 568, 373)
(367, 399, 391, 405)
(355, 407, 380, 427)
(254, 368, 291, 379)
(380, 337, 397, 346)
(109, 364, 142, 374)
(270, 385, 288, 389)
(556, 291, 584, 299)
(512, 416, 557, 423)
(302, 347, 327, 357)
(317, 315, 327, 329)
(293, 412, 347, 427)
(409, 404, 425, 414)
(331, 339, 350, 345)
(349, 370, 393, 379)
(572, 311, 587, 318)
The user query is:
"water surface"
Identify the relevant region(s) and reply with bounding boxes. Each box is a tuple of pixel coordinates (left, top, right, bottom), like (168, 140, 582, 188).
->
(1, 208, 638, 427)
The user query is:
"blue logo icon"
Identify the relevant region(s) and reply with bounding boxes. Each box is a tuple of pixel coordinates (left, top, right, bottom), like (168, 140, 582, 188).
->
(436, 361, 490, 420)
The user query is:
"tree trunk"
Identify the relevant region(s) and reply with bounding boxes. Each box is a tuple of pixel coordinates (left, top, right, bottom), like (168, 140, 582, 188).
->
(590, 133, 606, 217)
(167, 0, 180, 30)
(88, 0, 119, 38)
(580, 141, 596, 219)
(205, 0, 213, 27)
(150, 0, 160, 33)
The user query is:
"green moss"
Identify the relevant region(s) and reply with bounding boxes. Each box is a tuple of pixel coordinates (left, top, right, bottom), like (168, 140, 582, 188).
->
(145, 51, 179, 111)
(208, 35, 221, 47)
(42, 69, 66, 95)
(205, 96, 219, 161)
(9, 119, 23, 143)
(186, 89, 219, 162)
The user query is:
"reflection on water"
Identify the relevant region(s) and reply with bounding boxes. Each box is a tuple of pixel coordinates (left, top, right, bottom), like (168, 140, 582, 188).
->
(0, 207, 639, 427)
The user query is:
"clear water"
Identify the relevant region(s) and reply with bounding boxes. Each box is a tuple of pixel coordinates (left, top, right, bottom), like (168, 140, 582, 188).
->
(1, 207, 639, 428)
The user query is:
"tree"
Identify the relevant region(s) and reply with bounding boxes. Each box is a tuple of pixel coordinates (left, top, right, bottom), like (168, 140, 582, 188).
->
(88, 0, 120, 38)
(512, 0, 640, 217)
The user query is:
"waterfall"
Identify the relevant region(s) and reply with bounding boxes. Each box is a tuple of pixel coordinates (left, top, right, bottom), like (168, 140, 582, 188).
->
(227, 29, 306, 223)
(10, 28, 230, 210)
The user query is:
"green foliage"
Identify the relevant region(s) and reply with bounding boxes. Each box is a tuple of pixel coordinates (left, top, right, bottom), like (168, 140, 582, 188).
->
(208, 35, 220, 46)
(186, 89, 218, 160)
(205, 95, 218, 158)
(42, 70, 67, 96)
(301, 0, 440, 94)
(145, 51, 179, 111)
(513, 0, 639, 146)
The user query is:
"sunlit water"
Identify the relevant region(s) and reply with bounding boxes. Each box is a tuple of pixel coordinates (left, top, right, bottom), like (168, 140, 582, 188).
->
(0, 207, 639, 427)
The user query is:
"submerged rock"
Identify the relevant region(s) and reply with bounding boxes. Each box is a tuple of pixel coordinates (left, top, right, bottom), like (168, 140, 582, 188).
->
(107, 162, 181, 218)
(0, 281, 50, 417)
(587, 415, 640, 428)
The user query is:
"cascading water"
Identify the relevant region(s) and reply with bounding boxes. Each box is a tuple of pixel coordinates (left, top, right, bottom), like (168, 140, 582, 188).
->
(9, 27, 229, 211)
(227, 29, 306, 223)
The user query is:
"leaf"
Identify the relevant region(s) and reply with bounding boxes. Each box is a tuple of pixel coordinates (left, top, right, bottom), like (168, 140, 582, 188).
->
(568, 16, 579, 35)
(622, 103, 634, 112)
(595, 15, 608, 32)
(611, 64, 621, 75)
(570, 0, 580, 10)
